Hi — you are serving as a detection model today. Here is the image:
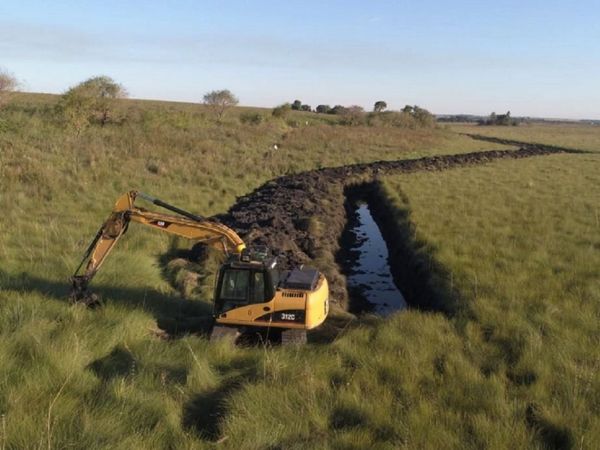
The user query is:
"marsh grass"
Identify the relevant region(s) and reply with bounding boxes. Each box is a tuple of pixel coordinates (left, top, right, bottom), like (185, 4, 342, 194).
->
(450, 122, 600, 153)
(379, 153, 600, 448)
(1, 94, 596, 448)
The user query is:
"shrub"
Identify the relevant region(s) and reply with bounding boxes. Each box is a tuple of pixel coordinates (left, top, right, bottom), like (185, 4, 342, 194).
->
(339, 105, 365, 126)
(329, 105, 347, 115)
(239, 112, 264, 125)
(58, 75, 127, 133)
(272, 103, 291, 118)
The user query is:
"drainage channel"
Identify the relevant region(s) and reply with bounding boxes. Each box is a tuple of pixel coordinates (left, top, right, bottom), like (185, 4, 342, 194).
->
(340, 201, 407, 315)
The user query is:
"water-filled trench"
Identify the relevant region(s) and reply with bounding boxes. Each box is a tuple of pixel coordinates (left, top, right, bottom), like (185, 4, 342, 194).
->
(340, 201, 407, 315)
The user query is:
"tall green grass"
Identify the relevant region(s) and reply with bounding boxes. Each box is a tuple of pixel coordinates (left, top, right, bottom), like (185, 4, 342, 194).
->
(378, 153, 600, 448)
(450, 122, 600, 153)
(1, 94, 596, 448)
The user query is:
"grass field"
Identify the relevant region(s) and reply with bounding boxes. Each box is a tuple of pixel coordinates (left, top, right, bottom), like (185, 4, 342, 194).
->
(1, 95, 598, 448)
(378, 153, 600, 448)
(449, 122, 600, 153)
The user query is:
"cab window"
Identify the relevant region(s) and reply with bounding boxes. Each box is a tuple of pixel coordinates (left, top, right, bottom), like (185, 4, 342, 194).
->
(220, 270, 249, 300)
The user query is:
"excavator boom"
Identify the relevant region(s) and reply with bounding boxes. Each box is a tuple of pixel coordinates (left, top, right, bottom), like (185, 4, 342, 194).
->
(70, 190, 245, 304)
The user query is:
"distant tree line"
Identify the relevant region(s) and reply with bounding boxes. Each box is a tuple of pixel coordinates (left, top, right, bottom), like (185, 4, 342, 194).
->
(274, 98, 436, 128)
(287, 99, 387, 115)
(479, 111, 519, 126)
(437, 114, 483, 123)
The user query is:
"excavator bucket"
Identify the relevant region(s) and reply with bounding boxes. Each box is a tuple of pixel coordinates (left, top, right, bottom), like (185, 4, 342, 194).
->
(70, 275, 101, 307)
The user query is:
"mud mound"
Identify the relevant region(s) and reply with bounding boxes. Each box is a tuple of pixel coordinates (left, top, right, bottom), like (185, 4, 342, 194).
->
(214, 142, 574, 308)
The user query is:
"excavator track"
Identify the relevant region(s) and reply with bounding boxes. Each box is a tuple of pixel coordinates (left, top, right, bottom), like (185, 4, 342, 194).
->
(281, 329, 307, 345)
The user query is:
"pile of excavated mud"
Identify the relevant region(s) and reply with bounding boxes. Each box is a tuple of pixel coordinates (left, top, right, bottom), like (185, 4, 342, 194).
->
(213, 140, 579, 310)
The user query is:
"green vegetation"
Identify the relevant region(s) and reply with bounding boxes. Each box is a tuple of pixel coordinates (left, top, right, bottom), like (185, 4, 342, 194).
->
(377, 153, 600, 448)
(479, 111, 518, 126)
(271, 103, 291, 118)
(373, 100, 387, 113)
(452, 122, 600, 153)
(59, 76, 128, 133)
(2, 93, 597, 448)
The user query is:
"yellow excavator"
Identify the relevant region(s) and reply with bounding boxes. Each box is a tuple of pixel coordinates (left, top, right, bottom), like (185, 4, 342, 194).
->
(70, 191, 329, 343)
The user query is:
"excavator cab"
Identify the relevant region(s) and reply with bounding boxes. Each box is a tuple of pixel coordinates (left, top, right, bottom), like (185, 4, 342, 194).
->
(213, 258, 278, 315)
(213, 246, 281, 314)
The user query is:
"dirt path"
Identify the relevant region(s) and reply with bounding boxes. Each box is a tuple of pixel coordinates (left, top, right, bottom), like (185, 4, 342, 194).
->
(214, 140, 583, 308)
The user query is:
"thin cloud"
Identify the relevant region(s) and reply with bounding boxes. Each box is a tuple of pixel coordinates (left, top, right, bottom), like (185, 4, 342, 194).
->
(0, 20, 545, 72)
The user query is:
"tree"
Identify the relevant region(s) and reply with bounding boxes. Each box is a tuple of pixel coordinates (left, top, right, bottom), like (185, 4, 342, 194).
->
(373, 101, 387, 113)
(301, 104, 311, 112)
(0, 69, 18, 109)
(316, 104, 331, 114)
(59, 75, 127, 133)
(203, 89, 239, 122)
(329, 105, 347, 115)
(291, 100, 302, 111)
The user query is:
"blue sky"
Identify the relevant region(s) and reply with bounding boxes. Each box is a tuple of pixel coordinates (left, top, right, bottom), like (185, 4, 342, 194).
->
(1, 0, 598, 118)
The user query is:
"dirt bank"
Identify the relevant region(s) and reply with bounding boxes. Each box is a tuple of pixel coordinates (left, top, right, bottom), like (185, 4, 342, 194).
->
(214, 141, 576, 310)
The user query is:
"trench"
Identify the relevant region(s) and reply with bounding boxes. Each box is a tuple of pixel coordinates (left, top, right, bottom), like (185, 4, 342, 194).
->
(339, 199, 407, 315)
(337, 182, 461, 317)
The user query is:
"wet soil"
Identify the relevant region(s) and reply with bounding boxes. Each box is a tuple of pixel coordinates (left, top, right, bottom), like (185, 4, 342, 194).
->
(213, 140, 578, 310)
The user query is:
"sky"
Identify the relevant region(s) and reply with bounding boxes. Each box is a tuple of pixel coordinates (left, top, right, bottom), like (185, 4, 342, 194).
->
(1, 0, 599, 119)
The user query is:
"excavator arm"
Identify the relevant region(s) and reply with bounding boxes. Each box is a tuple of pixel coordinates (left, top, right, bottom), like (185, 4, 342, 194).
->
(70, 190, 245, 305)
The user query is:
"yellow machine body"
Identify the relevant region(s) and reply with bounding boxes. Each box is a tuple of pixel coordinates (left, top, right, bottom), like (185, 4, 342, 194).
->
(215, 275, 329, 330)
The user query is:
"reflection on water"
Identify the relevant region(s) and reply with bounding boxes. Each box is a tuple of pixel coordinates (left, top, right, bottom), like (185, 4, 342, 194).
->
(344, 203, 406, 314)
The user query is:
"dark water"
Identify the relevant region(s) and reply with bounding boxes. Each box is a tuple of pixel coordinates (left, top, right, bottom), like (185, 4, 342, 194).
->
(344, 203, 406, 314)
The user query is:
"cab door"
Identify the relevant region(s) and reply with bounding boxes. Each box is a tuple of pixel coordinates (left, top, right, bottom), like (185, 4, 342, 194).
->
(215, 268, 270, 323)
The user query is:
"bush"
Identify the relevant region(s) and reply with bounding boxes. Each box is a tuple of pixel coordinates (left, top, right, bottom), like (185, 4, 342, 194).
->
(339, 106, 365, 126)
(58, 75, 127, 133)
(367, 108, 436, 129)
(329, 105, 347, 115)
(239, 112, 264, 125)
(272, 103, 291, 119)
